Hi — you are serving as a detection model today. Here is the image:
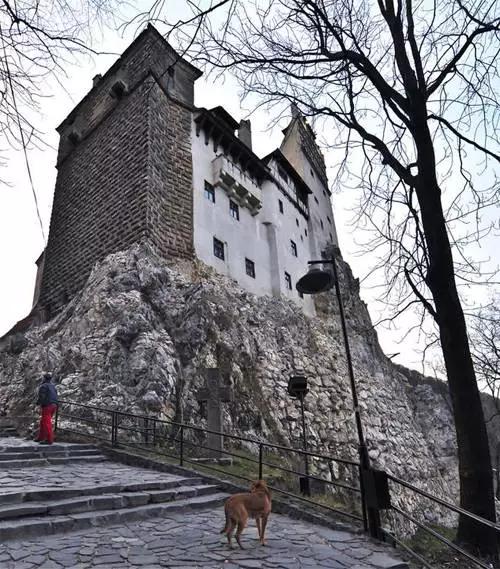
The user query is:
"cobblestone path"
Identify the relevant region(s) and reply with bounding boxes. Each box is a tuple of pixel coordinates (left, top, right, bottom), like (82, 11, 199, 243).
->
(0, 460, 181, 494)
(0, 508, 406, 569)
(0, 438, 407, 568)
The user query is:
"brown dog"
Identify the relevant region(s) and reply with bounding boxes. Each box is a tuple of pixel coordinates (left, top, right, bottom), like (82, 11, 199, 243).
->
(220, 480, 272, 549)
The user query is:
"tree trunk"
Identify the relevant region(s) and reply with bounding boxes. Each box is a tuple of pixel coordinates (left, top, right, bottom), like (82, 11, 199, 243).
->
(413, 123, 497, 558)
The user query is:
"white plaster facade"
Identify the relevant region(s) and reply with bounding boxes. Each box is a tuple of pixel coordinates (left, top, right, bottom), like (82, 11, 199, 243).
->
(191, 106, 338, 316)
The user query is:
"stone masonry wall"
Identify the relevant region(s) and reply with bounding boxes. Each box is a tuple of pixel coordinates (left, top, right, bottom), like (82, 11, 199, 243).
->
(38, 81, 150, 315)
(147, 81, 194, 260)
(38, 27, 199, 316)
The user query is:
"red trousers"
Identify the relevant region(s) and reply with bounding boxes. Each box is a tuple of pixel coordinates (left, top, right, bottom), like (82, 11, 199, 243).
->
(37, 404, 57, 443)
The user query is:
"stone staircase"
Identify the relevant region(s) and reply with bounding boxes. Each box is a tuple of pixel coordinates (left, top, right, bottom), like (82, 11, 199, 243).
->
(0, 439, 228, 541)
(0, 478, 227, 541)
(0, 441, 107, 468)
(0, 423, 18, 438)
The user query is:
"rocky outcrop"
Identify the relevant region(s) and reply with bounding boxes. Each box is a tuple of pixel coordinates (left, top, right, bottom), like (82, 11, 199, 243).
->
(0, 244, 498, 525)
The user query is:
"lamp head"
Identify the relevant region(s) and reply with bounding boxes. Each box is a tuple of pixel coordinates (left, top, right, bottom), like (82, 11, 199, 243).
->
(287, 375, 308, 398)
(296, 266, 334, 295)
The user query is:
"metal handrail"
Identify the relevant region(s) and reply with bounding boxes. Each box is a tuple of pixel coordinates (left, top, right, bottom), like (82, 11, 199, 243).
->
(60, 412, 112, 428)
(387, 473, 500, 532)
(177, 436, 361, 494)
(390, 505, 493, 569)
(56, 398, 500, 569)
(382, 528, 434, 569)
(57, 399, 360, 466)
(55, 399, 364, 525)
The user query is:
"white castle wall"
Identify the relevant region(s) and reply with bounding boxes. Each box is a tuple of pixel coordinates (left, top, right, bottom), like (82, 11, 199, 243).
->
(191, 124, 273, 298)
(260, 161, 315, 314)
(191, 116, 337, 317)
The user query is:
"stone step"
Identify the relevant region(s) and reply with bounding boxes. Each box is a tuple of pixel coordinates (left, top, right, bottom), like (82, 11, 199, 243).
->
(0, 458, 48, 468)
(0, 443, 98, 454)
(0, 455, 108, 469)
(0, 484, 219, 520)
(0, 449, 103, 460)
(0, 477, 205, 505)
(46, 455, 108, 465)
(0, 492, 229, 540)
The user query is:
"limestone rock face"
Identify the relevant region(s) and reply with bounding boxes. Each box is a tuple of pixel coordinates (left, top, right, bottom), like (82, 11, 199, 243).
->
(0, 244, 497, 522)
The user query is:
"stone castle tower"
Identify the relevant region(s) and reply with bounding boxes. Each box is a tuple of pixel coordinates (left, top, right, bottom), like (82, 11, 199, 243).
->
(36, 26, 202, 317)
(28, 25, 337, 324)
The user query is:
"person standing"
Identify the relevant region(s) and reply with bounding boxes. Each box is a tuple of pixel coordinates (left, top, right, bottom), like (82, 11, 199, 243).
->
(35, 373, 58, 445)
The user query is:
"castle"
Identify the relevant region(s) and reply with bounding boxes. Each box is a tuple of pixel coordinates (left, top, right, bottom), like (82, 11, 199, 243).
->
(32, 25, 338, 320)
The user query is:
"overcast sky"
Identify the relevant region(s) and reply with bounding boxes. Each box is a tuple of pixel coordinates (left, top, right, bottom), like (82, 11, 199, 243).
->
(0, 1, 498, 376)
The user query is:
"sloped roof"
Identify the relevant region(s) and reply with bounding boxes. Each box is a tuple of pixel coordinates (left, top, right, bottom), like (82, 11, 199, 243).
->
(262, 149, 312, 195)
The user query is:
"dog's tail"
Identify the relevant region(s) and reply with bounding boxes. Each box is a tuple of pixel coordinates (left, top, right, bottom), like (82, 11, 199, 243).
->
(220, 508, 230, 534)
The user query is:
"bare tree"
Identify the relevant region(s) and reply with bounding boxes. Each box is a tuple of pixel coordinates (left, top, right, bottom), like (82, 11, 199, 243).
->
(138, 0, 500, 557)
(0, 0, 118, 234)
(471, 300, 500, 413)
(470, 299, 500, 502)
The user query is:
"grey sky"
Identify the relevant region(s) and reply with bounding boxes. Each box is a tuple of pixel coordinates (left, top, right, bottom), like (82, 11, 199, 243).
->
(0, 1, 498, 376)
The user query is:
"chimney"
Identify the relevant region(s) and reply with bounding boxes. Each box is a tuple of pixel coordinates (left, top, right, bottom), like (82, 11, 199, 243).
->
(238, 119, 252, 149)
(92, 74, 102, 87)
(291, 102, 300, 119)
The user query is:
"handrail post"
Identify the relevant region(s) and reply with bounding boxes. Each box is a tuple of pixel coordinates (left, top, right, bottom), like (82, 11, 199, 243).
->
(359, 464, 369, 532)
(259, 443, 263, 480)
(144, 417, 149, 445)
(116, 412, 120, 446)
(299, 393, 311, 496)
(111, 411, 117, 447)
(360, 458, 387, 541)
(179, 426, 184, 467)
(152, 419, 157, 446)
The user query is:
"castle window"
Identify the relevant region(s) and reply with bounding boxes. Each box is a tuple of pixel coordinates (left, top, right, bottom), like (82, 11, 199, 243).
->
(278, 166, 289, 184)
(314, 196, 319, 205)
(229, 200, 240, 221)
(327, 215, 332, 224)
(279, 199, 284, 214)
(296, 219, 299, 227)
(290, 240, 297, 257)
(305, 228, 308, 237)
(245, 258, 255, 278)
(320, 219, 324, 230)
(204, 181, 215, 203)
(330, 232, 333, 241)
(310, 168, 315, 178)
(285, 272, 292, 290)
(213, 237, 225, 260)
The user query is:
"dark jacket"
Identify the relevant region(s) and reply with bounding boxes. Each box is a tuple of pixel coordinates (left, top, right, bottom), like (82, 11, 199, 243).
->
(37, 382, 58, 407)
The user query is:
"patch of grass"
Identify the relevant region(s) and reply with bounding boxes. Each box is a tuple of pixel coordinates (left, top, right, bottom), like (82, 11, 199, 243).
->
(314, 491, 363, 518)
(403, 524, 456, 558)
(400, 525, 499, 568)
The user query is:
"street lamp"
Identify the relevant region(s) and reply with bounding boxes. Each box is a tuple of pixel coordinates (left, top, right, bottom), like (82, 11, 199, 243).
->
(287, 374, 310, 496)
(296, 254, 384, 538)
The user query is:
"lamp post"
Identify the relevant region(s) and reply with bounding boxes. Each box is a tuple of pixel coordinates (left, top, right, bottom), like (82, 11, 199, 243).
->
(296, 254, 383, 538)
(287, 374, 310, 496)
